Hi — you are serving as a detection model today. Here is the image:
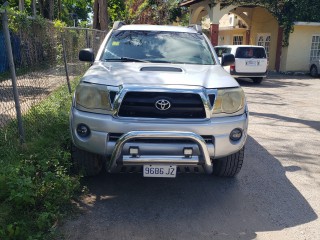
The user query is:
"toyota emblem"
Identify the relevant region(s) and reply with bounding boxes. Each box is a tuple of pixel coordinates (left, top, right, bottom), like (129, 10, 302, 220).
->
(155, 99, 171, 111)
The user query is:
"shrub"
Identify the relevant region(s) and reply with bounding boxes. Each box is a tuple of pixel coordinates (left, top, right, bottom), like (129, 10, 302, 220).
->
(0, 79, 81, 239)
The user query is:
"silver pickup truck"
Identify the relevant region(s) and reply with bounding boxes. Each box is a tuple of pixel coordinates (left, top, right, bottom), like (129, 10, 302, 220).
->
(70, 22, 248, 178)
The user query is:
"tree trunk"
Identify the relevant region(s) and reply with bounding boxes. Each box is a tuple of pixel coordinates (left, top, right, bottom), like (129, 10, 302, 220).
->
(58, 0, 61, 19)
(93, 0, 109, 31)
(32, 0, 36, 17)
(38, 0, 54, 20)
(39, 0, 44, 17)
(48, 0, 54, 20)
(19, 0, 25, 11)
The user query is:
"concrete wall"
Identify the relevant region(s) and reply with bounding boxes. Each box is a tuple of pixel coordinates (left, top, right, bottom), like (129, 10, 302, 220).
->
(279, 46, 288, 72)
(218, 14, 247, 45)
(281, 25, 320, 72)
(218, 29, 247, 45)
(219, 14, 232, 27)
(249, 7, 279, 70)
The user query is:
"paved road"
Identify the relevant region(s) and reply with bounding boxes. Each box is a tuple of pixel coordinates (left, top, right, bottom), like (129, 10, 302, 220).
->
(61, 74, 320, 240)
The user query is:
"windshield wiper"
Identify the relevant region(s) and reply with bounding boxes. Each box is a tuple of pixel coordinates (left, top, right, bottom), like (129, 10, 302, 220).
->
(120, 57, 150, 63)
(104, 57, 150, 63)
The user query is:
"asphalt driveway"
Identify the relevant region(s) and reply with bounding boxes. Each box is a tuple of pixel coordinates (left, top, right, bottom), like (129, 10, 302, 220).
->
(60, 73, 320, 240)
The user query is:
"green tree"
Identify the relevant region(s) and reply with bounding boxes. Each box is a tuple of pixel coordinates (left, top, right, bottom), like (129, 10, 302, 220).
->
(0, 0, 92, 26)
(121, 0, 188, 25)
(108, 0, 126, 23)
(59, 0, 93, 26)
(3, 0, 320, 36)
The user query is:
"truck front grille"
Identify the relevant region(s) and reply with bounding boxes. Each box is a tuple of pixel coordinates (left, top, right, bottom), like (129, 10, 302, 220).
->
(118, 92, 206, 119)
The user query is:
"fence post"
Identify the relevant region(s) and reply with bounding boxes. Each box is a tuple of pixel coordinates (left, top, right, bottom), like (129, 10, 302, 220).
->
(61, 33, 72, 94)
(1, 10, 25, 144)
(85, 29, 89, 48)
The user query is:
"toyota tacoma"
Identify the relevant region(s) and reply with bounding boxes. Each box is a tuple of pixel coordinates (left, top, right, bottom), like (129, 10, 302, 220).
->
(70, 22, 249, 178)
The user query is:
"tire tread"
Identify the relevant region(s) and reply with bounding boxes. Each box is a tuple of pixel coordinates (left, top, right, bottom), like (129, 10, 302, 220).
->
(213, 147, 244, 177)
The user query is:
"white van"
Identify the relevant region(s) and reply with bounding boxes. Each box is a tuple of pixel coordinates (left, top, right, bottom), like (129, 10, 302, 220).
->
(215, 45, 268, 84)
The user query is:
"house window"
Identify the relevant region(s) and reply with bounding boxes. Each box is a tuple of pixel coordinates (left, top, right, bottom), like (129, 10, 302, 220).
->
(310, 35, 320, 61)
(257, 33, 271, 58)
(233, 35, 243, 45)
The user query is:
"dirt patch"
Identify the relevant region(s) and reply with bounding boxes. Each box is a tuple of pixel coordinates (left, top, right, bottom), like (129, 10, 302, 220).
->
(0, 66, 81, 127)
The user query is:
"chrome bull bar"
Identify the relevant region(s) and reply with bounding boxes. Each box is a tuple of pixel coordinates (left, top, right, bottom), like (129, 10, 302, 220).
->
(107, 131, 213, 174)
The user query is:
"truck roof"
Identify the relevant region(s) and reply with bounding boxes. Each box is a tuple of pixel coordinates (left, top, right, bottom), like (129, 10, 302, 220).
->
(117, 24, 199, 33)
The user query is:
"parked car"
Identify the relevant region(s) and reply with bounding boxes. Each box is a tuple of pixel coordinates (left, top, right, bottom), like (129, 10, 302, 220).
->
(70, 22, 248, 178)
(309, 59, 320, 77)
(214, 45, 268, 84)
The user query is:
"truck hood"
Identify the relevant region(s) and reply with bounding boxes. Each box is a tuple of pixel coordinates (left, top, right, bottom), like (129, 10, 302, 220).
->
(81, 62, 239, 89)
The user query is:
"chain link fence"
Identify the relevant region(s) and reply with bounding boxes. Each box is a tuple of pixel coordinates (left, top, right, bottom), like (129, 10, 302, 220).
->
(0, 12, 107, 143)
(62, 27, 107, 79)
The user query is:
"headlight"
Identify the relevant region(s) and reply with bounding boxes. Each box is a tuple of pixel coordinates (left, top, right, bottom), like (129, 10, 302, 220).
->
(212, 88, 245, 114)
(75, 83, 112, 112)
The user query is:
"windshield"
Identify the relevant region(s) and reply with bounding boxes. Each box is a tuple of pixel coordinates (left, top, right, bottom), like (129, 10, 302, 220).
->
(101, 30, 215, 65)
(214, 47, 232, 57)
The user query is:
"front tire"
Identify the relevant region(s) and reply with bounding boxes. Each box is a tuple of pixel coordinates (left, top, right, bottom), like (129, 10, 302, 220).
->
(212, 147, 244, 177)
(310, 65, 318, 78)
(251, 77, 263, 84)
(71, 144, 103, 176)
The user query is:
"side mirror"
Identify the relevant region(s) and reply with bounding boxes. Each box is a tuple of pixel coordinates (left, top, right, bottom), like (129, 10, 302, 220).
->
(79, 48, 94, 62)
(221, 53, 235, 66)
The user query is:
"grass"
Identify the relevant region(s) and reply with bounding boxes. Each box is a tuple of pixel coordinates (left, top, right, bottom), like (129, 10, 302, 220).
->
(0, 78, 82, 239)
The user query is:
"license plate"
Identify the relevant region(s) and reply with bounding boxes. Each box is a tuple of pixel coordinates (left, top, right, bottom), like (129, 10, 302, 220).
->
(246, 60, 257, 66)
(143, 165, 177, 178)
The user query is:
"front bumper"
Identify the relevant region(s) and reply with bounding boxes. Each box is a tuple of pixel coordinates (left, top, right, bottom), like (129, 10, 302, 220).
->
(108, 131, 213, 174)
(70, 108, 248, 173)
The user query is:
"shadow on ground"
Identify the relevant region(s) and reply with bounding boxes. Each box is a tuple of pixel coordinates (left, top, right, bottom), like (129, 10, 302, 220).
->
(236, 73, 311, 89)
(61, 135, 317, 240)
(250, 112, 320, 132)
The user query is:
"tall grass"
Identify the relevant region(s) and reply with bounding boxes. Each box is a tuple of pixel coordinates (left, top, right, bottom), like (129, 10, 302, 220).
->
(0, 79, 81, 239)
